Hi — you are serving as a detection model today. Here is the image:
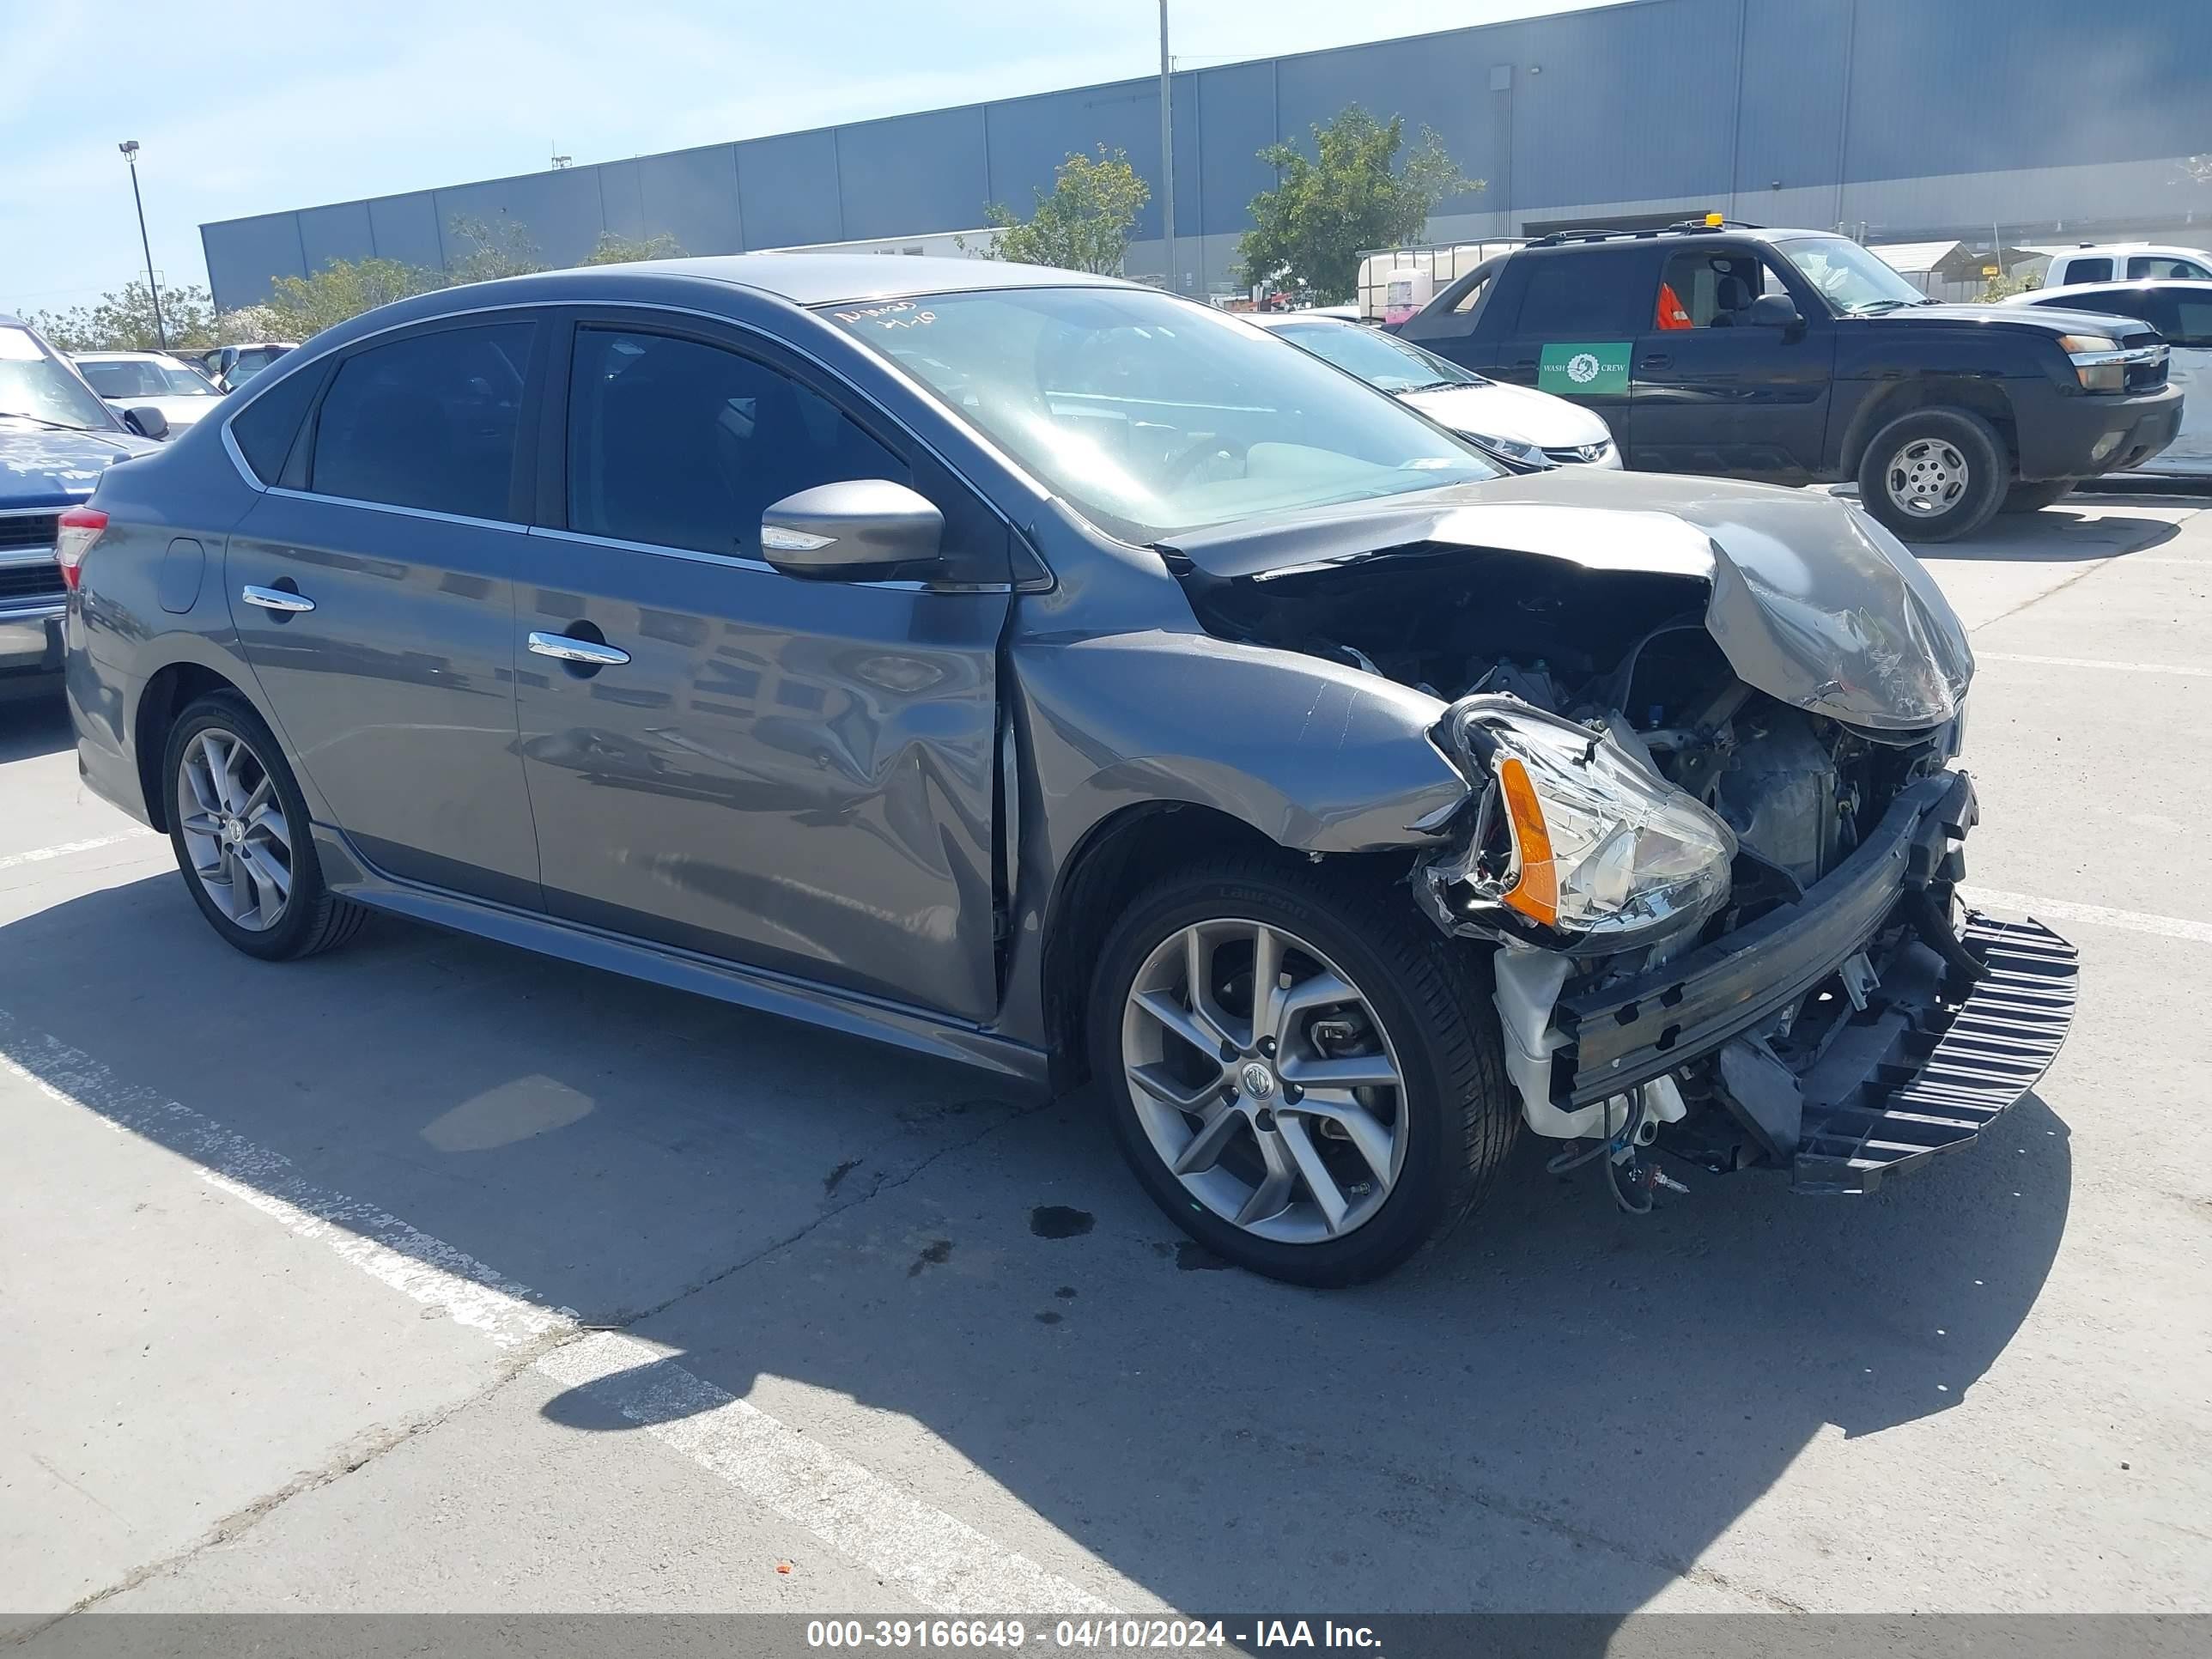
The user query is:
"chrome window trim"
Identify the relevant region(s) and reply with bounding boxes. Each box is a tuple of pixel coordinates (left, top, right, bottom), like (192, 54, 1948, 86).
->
(216, 295, 1036, 568)
(526, 524, 1012, 595)
(264, 484, 532, 535)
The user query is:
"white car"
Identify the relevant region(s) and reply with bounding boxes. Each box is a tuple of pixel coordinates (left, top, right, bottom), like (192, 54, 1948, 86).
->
(2002, 280, 2212, 475)
(2040, 244, 2212, 289)
(1249, 311, 1620, 471)
(69, 350, 223, 439)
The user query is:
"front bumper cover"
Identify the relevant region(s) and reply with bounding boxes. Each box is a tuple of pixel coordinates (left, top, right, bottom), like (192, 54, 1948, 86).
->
(1549, 769, 2078, 1192)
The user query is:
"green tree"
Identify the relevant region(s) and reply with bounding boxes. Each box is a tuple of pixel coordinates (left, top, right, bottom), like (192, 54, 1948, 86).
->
(981, 146, 1149, 276)
(260, 257, 435, 339)
(445, 215, 546, 284)
(31, 280, 221, 352)
(1237, 106, 1479, 303)
(580, 230, 686, 265)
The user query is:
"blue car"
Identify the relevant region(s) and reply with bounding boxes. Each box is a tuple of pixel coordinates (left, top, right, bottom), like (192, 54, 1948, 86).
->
(1, 314, 156, 679)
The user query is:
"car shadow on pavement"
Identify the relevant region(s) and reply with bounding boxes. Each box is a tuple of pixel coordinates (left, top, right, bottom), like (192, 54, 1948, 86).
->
(1917, 507, 2182, 563)
(0, 687, 73, 763)
(0, 874, 2070, 1619)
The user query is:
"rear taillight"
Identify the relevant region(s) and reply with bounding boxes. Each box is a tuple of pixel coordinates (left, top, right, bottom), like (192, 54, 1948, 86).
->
(54, 506, 107, 591)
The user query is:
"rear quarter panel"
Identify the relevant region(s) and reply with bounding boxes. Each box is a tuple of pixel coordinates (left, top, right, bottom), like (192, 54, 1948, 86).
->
(66, 422, 308, 823)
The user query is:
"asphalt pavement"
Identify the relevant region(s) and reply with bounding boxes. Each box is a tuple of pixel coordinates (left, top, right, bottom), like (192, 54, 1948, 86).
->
(2, 497, 2207, 1632)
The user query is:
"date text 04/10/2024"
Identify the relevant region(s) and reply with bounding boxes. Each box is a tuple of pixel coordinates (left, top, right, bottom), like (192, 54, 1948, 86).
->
(804, 1619, 1385, 1650)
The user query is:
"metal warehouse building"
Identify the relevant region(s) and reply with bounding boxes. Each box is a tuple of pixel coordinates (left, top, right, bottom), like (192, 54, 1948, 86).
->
(200, 0, 2211, 310)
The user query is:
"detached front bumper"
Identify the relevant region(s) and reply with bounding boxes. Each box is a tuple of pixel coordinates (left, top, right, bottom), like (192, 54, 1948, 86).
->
(1549, 770, 2078, 1193)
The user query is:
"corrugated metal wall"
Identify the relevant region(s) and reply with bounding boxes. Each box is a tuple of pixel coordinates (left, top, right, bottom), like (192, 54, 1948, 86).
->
(201, 0, 2212, 308)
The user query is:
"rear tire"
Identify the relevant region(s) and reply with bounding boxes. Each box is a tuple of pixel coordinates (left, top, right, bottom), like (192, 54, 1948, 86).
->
(1856, 407, 2007, 543)
(161, 691, 367, 962)
(1088, 855, 1516, 1286)
(1999, 478, 2077, 514)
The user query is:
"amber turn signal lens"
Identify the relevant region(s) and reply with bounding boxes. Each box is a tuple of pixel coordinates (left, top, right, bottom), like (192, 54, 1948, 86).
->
(1497, 756, 1559, 927)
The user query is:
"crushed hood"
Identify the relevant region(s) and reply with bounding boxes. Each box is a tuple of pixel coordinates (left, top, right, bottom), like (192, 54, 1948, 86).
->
(1157, 469, 1973, 732)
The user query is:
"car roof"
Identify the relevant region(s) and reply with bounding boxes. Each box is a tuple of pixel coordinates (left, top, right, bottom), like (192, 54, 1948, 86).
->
(595, 252, 1129, 307)
(72, 349, 176, 362)
(2059, 242, 2209, 256)
(1245, 311, 1358, 329)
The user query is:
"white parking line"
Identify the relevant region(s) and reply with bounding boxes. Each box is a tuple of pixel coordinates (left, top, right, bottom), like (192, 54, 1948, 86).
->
(0, 829, 160, 872)
(0, 1010, 1116, 1616)
(1964, 888, 2212, 948)
(1977, 652, 2212, 676)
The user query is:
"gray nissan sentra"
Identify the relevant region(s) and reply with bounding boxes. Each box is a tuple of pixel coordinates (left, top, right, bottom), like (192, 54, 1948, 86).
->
(63, 256, 2076, 1284)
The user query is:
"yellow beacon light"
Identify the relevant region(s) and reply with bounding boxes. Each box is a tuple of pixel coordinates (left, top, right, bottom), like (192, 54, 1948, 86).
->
(1704, 212, 1724, 227)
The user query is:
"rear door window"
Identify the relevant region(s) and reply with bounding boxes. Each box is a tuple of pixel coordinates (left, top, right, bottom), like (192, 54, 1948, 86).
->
(230, 362, 326, 484)
(309, 323, 534, 520)
(1510, 250, 1656, 337)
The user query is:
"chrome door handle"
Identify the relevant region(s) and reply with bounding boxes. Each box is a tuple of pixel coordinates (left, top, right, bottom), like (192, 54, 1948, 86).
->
(527, 630, 630, 667)
(240, 585, 314, 613)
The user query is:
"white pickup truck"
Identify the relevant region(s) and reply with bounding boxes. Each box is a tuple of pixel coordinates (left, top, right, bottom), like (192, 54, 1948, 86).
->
(2041, 244, 2212, 288)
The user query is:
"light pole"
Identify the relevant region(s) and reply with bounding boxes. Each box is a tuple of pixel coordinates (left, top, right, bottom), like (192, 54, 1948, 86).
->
(118, 141, 167, 349)
(1158, 0, 1176, 294)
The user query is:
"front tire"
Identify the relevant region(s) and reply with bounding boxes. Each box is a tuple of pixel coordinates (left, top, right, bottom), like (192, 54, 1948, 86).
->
(162, 691, 366, 962)
(1856, 407, 2007, 543)
(1089, 856, 1516, 1286)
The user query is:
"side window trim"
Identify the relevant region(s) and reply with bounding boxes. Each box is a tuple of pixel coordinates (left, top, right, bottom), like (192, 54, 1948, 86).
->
(295, 313, 546, 526)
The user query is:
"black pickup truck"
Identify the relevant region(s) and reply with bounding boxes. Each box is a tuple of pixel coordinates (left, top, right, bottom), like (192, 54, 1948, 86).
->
(1394, 222, 2183, 541)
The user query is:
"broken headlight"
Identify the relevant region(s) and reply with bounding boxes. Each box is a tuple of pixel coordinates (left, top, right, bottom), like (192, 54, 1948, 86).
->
(1436, 698, 1735, 949)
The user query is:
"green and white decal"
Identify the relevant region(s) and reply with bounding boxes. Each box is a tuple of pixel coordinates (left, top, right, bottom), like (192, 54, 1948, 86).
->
(1538, 341, 1632, 398)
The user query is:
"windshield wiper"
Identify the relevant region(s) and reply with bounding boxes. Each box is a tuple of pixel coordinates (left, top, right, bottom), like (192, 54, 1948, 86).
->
(1850, 298, 1932, 315)
(0, 411, 106, 434)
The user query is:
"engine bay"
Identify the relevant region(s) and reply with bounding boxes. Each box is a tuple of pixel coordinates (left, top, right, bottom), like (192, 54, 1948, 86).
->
(1178, 544, 1955, 920)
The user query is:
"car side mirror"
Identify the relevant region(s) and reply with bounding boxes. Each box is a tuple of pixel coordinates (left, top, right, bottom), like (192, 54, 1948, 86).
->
(123, 405, 169, 441)
(762, 479, 944, 580)
(1747, 294, 1805, 335)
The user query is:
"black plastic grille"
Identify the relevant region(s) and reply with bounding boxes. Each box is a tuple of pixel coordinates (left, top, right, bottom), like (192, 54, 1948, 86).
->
(0, 512, 59, 553)
(0, 561, 64, 604)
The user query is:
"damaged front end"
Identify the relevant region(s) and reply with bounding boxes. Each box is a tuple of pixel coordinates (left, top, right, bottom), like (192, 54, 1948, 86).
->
(1162, 473, 2079, 1203)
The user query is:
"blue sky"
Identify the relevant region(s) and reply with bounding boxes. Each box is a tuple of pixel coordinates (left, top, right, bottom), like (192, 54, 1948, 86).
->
(0, 0, 1601, 318)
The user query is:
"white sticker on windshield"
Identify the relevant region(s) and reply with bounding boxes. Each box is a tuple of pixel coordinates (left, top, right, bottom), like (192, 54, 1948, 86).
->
(0, 328, 46, 362)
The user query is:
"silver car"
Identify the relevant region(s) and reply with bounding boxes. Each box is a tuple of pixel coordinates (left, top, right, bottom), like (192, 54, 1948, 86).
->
(70, 350, 224, 439)
(1249, 311, 1620, 471)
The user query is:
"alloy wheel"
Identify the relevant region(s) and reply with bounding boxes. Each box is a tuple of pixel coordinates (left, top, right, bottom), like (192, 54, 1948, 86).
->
(1120, 918, 1408, 1244)
(1885, 437, 1970, 519)
(177, 727, 293, 933)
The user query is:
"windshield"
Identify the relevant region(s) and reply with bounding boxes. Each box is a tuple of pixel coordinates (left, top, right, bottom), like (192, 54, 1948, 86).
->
(1773, 234, 1930, 313)
(1268, 319, 1483, 392)
(0, 326, 118, 431)
(825, 287, 1498, 543)
(78, 357, 219, 399)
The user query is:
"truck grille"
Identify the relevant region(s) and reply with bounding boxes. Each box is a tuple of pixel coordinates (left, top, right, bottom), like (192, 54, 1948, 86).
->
(0, 511, 60, 554)
(2127, 352, 2168, 392)
(0, 561, 64, 605)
